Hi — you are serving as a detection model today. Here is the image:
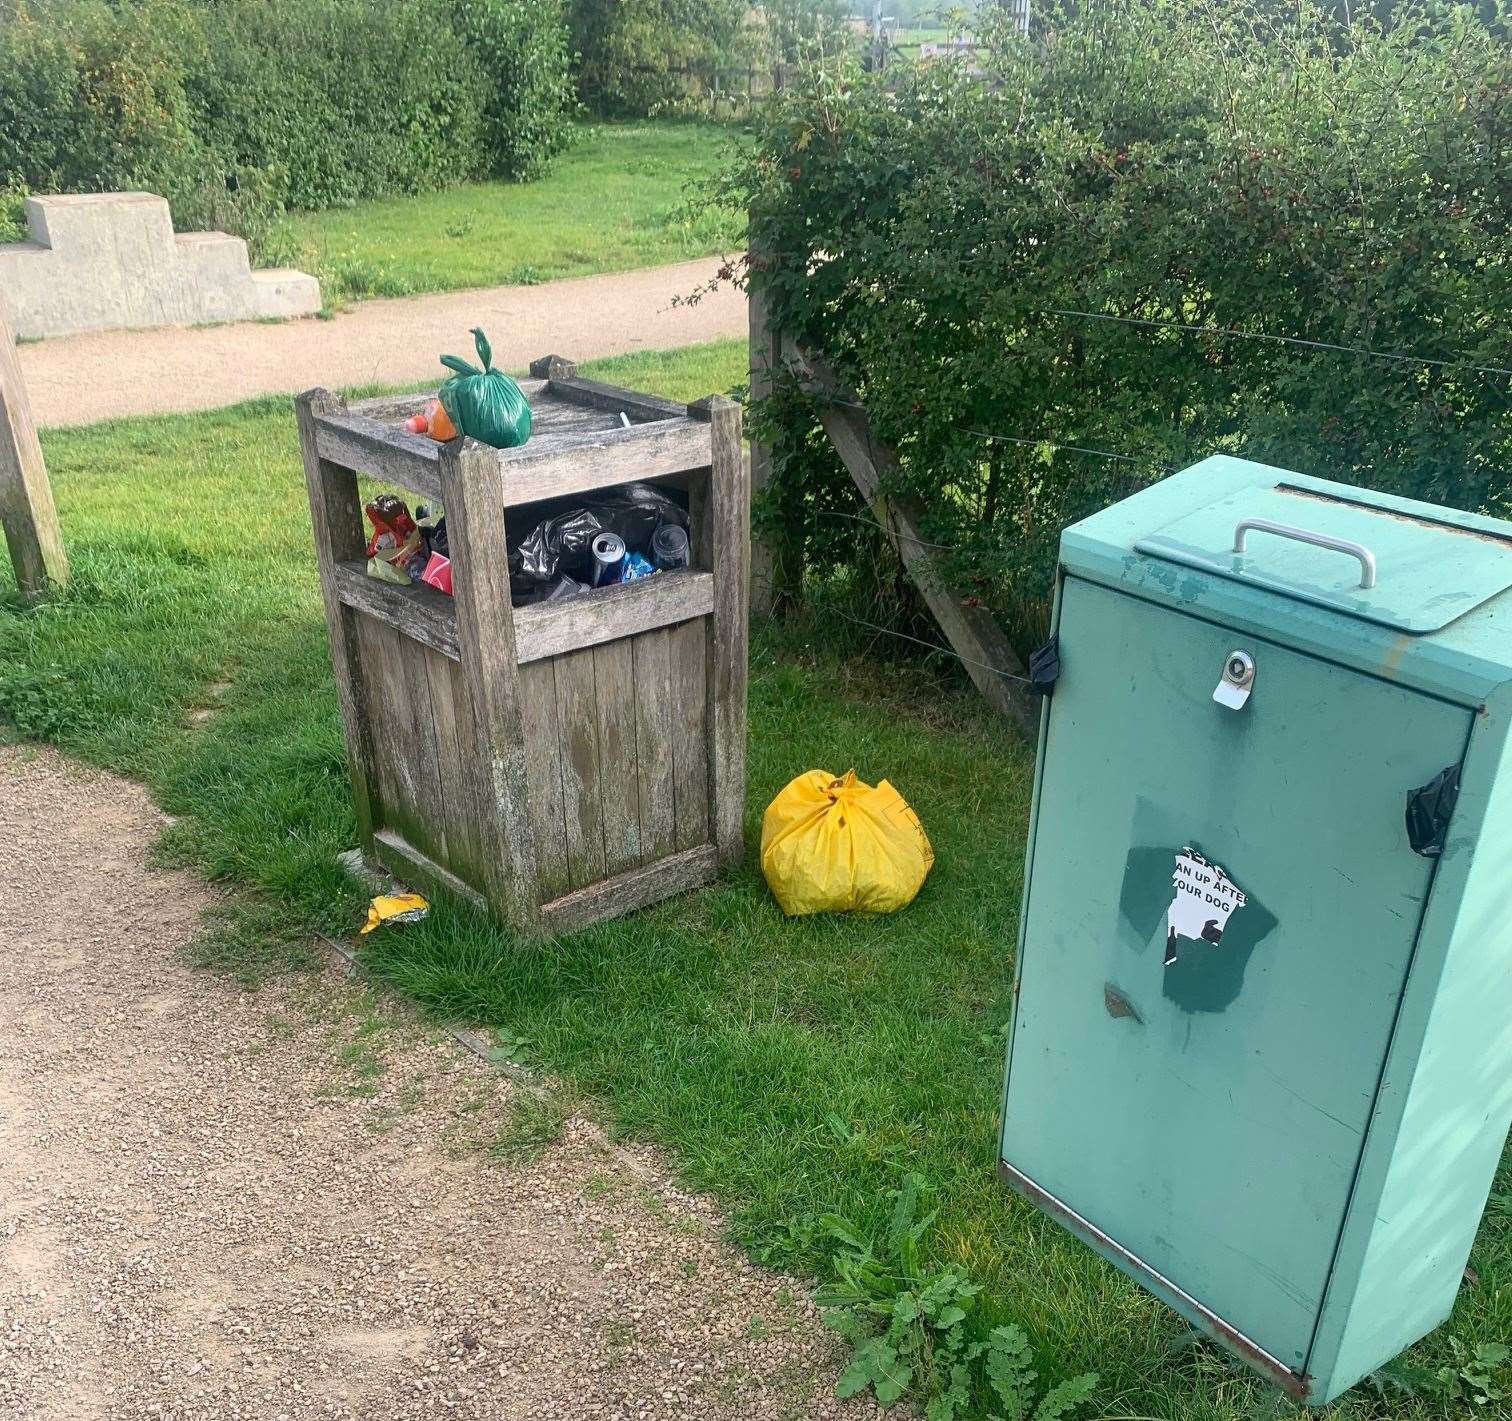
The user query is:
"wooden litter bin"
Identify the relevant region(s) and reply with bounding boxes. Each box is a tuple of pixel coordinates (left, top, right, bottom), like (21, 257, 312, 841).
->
(296, 354, 748, 935)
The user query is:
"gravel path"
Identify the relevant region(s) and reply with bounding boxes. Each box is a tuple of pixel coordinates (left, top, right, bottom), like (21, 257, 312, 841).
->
(0, 746, 873, 1421)
(18, 258, 744, 428)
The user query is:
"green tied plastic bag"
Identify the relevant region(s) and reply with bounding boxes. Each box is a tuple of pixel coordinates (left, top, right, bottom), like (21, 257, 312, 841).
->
(437, 328, 532, 449)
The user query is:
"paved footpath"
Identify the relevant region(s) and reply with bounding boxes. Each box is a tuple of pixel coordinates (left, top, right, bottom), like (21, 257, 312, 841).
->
(20, 258, 745, 428)
(0, 745, 873, 1421)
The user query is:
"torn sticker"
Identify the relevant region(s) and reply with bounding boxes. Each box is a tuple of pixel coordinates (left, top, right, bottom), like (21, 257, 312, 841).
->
(1165, 847, 1246, 967)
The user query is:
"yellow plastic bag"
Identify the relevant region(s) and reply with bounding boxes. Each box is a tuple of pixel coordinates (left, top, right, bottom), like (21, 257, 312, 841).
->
(760, 769, 934, 917)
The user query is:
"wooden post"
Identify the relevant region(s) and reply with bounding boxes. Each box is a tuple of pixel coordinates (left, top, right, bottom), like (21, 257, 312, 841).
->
(528, 353, 578, 381)
(296, 388, 379, 853)
(440, 438, 541, 931)
(782, 343, 1039, 735)
(0, 299, 67, 601)
(706, 396, 749, 867)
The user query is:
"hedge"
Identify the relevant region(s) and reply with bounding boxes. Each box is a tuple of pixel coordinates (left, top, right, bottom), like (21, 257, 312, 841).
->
(0, 0, 575, 249)
(566, 0, 852, 117)
(727, 0, 1511, 649)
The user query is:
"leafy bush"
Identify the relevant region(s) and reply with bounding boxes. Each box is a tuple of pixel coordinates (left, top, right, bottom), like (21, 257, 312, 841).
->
(456, 0, 578, 180)
(567, 0, 855, 117)
(725, 0, 1512, 650)
(818, 1173, 1099, 1419)
(0, 0, 575, 246)
(568, 0, 750, 116)
(182, 0, 482, 213)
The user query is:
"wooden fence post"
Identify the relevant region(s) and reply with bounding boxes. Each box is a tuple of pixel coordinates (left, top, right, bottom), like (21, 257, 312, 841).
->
(0, 298, 67, 601)
(782, 340, 1039, 735)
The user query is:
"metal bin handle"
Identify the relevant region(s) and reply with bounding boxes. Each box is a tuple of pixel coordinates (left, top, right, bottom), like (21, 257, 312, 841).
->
(1232, 518, 1377, 590)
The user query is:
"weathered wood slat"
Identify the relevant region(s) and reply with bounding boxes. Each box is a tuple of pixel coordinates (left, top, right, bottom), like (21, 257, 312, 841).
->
(0, 299, 66, 600)
(372, 828, 487, 911)
(668, 617, 711, 851)
(503, 409, 643, 455)
(499, 422, 709, 507)
(539, 844, 718, 936)
(297, 387, 378, 852)
(528, 354, 577, 380)
(334, 561, 460, 660)
(782, 342, 1038, 735)
(314, 411, 443, 501)
(593, 638, 641, 876)
(632, 629, 677, 863)
(705, 397, 749, 867)
(546, 375, 688, 423)
(519, 658, 570, 900)
(421, 642, 478, 884)
(350, 613, 392, 834)
(345, 385, 667, 456)
(554, 648, 606, 889)
(444, 651, 490, 892)
(334, 562, 714, 667)
(399, 633, 447, 862)
(440, 440, 540, 929)
(360, 617, 432, 854)
(515, 569, 713, 663)
(349, 380, 547, 425)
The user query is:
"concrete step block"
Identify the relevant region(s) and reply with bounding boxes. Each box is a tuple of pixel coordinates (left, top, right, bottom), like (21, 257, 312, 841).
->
(175, 231, 253, 281)
(0, 189, 322, 338)
(250, 269, 322, 320)
(26, 192, 176, 256)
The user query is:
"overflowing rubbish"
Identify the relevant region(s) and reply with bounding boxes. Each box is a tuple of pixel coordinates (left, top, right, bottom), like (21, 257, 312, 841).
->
(591, 531, 626, 586)
(439, 328, 531, 449)
(509, 481, 689, 606)
(652, 524, 690, 570)
(363, 466, 690, 608)
(360, 891, 430, 933)
(428, 400, 459, 441)
(537, 574, 586, 601)
(420, 552, 453, 595)
(403, 399, 458, 442)
(760, 769, 934, 916)
(415, 502, 447, 559)
(364, 495, 454, 594)
(365, 493, 425, 585)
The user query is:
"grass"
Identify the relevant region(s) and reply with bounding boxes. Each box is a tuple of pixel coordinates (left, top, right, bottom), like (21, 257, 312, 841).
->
(276, 122, 743, 308)
(1, 335, 1508, 1420)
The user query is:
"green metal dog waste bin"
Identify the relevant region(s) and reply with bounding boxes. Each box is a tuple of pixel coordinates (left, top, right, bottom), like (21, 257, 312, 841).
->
(999, 455, 1512, 1404)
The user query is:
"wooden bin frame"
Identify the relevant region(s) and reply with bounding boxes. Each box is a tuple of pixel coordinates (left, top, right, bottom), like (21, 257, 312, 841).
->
(296, 357, 747, 936)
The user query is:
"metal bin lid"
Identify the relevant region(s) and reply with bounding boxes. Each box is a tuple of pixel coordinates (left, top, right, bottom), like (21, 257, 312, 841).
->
(1134, 481, 1512, 634)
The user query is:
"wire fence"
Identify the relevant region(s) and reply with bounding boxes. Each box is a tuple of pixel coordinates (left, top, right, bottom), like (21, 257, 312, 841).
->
(750, 570, 1036, 688)
(764, 299, 1508, 708)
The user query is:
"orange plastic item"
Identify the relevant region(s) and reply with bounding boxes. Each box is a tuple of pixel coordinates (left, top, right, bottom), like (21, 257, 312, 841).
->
(426, 399, 458, 442)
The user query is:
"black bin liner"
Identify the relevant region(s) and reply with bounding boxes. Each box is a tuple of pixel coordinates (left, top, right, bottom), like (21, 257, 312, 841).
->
(509, 482, 689, 606)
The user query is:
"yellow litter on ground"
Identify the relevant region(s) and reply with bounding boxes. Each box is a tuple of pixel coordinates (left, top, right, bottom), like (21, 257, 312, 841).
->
(361, 892, 429, 934)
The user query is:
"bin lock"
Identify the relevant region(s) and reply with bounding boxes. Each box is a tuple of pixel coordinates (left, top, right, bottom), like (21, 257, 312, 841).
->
(1213, 650, 1256, 711)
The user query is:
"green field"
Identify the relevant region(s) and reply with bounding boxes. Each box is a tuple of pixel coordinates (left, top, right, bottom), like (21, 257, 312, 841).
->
(279, 122, 743, 308)
(1, 338, 1508, 1418)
